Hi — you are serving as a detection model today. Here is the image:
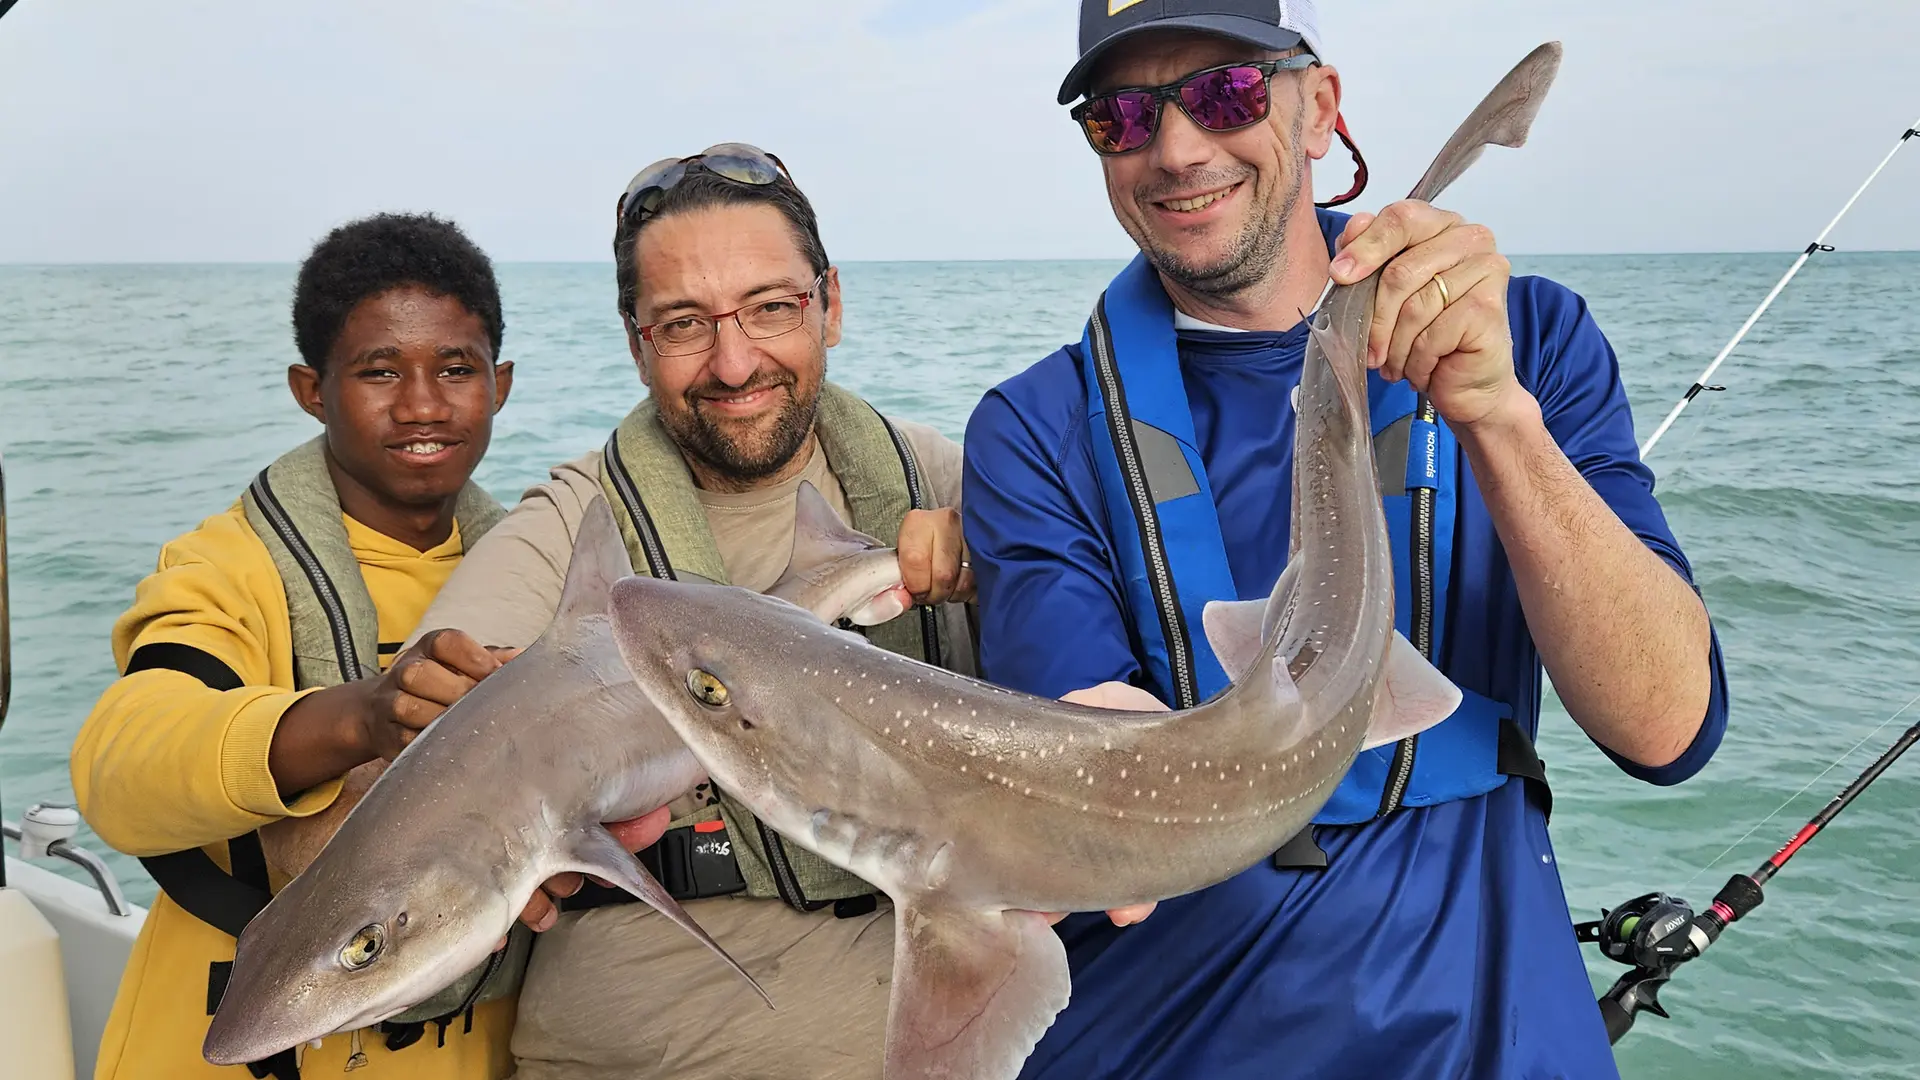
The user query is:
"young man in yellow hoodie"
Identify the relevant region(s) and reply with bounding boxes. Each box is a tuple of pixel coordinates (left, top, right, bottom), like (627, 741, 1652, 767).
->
(71, 212, 566, 1079)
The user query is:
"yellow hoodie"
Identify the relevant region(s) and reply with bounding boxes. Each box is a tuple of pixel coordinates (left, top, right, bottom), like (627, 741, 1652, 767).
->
(71, 504, 514, 1079)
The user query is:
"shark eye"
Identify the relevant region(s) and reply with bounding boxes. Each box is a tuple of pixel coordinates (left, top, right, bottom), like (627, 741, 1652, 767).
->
(341, 924, 385, 970)
(687, 669, 731, 709)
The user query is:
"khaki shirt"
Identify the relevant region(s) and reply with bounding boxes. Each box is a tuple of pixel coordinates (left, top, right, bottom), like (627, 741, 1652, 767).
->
(409, 418, 973, 1079)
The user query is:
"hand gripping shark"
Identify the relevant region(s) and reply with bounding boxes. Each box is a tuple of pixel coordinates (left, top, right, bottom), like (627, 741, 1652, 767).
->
(605, 42, 1563, 1080)
(201, 485, 919, 1066)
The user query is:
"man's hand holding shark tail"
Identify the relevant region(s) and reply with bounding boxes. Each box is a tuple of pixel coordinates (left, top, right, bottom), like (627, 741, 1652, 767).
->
(1328, 200, 1714, 769)
(898, 506, 976, 606)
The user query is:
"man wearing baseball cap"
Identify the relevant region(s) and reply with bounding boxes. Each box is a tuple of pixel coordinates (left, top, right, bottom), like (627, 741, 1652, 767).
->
(962, 3, 1730, 1077)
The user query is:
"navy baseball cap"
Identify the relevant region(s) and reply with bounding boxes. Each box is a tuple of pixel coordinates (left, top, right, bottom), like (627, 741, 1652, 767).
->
(1058, 0, 1326, 105)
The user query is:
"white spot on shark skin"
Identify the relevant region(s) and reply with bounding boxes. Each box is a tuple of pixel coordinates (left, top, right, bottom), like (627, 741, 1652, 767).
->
(1134, 789, 1141, 797)
(1121, 769, 1129, 779)
(1082, 804, 1089, 812)
(1136, 754, 1143, 762)
(1024, 787, 1031, 796)
(885, 727, 892, 735)
(961, 765, 967, 774)
(1075, 768, 1084, 778)
(867, 698, 874, 705)
(1150, 790, 1158, 799)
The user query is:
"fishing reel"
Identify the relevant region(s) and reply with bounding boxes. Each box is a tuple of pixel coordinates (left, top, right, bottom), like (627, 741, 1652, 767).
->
(1577, 891, 1703, 971)
(1575, 875, 1768, 1044)
(1574, 890, 1702, 1043)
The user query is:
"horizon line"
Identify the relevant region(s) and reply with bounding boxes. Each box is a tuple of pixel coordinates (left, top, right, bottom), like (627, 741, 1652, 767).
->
(5, 247, 1920, 268)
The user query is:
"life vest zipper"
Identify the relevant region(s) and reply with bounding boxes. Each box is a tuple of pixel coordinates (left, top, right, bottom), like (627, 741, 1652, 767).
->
(754, 817, 811, 911)
(250, 470, 362, 682)
(1089, 298, 1199, 709)
(1378, 393, 1437, 816)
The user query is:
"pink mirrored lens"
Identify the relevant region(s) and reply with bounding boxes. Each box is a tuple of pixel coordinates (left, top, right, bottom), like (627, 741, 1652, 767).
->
(1082, 91, 1158, 154)
(1180, 66, 1268, 131)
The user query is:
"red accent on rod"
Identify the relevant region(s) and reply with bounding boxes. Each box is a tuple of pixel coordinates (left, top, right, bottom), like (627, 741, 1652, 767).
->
(1769, 823, 1820, 869)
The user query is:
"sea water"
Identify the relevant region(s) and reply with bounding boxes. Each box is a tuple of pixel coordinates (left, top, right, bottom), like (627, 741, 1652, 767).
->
(1, 253, 1916, 1077)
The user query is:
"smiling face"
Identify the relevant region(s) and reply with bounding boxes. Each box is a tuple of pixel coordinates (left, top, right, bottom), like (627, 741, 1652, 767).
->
(626, 203, 841, 492)
(1090, 31, 1339, 299)
(289, 284, 511, 547)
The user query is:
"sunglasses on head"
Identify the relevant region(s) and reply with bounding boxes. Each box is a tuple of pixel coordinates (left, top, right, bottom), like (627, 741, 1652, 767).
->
(616, 142, 792, 226)
(1070, 56, 1319, 156)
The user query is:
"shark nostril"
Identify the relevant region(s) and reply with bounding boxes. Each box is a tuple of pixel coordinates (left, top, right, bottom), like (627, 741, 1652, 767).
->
(739, 717, 755, 732)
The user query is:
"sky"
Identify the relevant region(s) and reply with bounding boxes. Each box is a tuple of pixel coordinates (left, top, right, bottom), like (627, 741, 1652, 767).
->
(0, 0, 1915, 263)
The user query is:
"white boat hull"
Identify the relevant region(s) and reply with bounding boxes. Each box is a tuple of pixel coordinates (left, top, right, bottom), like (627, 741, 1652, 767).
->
(3, 857, 145, 1080)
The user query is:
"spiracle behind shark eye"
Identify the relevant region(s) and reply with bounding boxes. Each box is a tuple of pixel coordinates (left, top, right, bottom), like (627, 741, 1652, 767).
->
(686, 669, 732, 709)
(341, 924, 385, 970)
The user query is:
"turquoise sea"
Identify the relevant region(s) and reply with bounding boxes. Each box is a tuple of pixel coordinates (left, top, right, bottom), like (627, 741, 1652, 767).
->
(2, 254, 1917, 1078)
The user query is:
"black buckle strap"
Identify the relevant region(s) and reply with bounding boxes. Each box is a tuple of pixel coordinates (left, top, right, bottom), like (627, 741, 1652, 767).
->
(1269, 717, 1552, 871)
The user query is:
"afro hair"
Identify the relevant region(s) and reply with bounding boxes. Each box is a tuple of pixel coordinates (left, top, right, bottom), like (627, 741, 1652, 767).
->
(291, 212, 504, 372)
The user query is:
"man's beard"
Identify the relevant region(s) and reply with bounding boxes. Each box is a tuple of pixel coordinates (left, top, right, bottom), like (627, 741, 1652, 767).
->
(658, 367, 820, 486)
(1134, 113, 1307, 300)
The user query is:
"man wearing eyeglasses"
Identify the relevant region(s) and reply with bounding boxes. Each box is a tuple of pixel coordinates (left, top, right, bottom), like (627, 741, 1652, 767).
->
(397, 145, 982, 1078)
(961, 3, 1730, 1078)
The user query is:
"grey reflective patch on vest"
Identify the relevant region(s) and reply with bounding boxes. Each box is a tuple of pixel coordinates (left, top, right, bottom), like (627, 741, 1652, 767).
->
(1374, 414, 1412, 498)
(1128, 419, 1201, 503)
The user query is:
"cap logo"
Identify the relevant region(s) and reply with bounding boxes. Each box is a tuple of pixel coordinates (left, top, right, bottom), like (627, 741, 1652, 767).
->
(1109, 0, 1147, 14)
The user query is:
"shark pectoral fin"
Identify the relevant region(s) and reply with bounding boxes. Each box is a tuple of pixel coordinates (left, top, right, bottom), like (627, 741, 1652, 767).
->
(1202, 564, 1301, 683)
(1363, 630, 1466, 750)
(886, 902, 1070, 1080)
(566, 824, 774, 1009)
(1201, 599, 1266, 683)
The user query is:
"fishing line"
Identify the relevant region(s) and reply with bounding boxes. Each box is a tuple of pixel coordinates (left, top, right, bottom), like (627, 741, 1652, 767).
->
(1638, 114, 1920, 462)
(1680, 686, 1920, 891)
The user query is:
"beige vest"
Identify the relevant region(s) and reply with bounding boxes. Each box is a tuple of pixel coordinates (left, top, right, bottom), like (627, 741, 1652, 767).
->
(598, 381, 944, 908)
(238, 435, 526, 1027)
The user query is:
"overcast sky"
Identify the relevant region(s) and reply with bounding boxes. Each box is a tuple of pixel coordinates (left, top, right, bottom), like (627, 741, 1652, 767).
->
(1, 0, 1915, 263)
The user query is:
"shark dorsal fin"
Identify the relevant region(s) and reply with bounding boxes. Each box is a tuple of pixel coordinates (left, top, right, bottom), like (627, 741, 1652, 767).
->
(555, 495, 633, 626)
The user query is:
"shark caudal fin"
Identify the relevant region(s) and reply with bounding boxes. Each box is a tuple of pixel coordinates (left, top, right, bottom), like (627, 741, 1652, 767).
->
(1360, 631, 1464, 750)
(767, 480, 911, 626)
(1406, 41, 1562, 206)
(885, 902, 1071, 1080)
(555, 495, 635, 626)
(563, 823, 773, 1009)
(789, 480, 888, 567)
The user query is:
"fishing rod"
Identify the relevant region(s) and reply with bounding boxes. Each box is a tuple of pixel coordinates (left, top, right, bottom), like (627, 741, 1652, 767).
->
(1638, 114, 1920, 460)
(1575, 697, 1920, 1043)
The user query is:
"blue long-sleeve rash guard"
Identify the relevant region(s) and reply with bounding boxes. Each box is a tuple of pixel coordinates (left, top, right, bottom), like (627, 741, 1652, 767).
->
(959, 215, 1730, 1080)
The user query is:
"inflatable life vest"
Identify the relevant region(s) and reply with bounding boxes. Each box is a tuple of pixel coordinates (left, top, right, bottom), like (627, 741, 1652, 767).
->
(1076, 254, 1548, 840)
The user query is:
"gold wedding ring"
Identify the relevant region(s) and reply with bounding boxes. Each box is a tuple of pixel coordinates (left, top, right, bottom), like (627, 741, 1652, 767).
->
(1432, 274, 1452, 307)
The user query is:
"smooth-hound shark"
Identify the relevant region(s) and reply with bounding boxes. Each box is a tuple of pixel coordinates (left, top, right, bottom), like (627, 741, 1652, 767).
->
(606, 41, 1563, 1080)
(202, 486, 916, 1065)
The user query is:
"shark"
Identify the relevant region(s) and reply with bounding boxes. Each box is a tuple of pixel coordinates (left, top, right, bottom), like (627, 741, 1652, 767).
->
(201, 485, 917, 1066)
(604, 41, 1563, 1080)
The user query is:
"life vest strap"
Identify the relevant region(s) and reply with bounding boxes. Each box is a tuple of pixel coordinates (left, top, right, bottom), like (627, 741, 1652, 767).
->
(1268, 716, 1553, 869)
